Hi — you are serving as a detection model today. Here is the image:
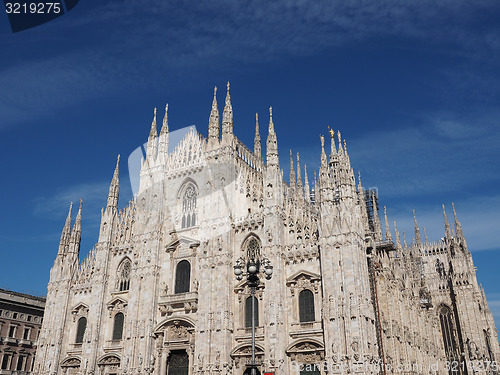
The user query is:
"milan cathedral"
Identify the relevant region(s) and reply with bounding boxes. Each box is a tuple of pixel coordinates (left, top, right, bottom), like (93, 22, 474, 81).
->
(34, 84, 499, 375)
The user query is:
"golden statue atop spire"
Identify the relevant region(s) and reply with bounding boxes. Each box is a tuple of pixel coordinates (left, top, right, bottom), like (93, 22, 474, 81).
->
(328, 126, 335, 139)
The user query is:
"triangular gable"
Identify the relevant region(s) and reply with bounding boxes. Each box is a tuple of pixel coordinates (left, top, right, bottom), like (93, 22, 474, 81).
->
(286, 270, 321, 286)
(166, 235, 200, 251)
(106, 296, 128, 310)
(71, 302, 89, 315)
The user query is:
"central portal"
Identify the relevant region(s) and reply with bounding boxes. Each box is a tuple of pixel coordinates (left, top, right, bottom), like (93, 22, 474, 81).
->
(166, 350, 188, 375)
(243, 368, 261, 375)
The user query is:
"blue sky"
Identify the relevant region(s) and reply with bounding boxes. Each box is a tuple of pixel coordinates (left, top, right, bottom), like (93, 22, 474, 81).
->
(1, 0, 499, 326)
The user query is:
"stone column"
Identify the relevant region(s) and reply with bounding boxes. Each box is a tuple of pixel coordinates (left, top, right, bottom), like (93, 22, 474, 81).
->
(187, 346, 193, 375)
(155, 350, 162, 375)
(160, 348, 169, 375)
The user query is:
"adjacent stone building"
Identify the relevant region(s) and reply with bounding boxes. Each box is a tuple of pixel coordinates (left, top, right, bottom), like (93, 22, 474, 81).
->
(0, 289, 45, 374)
(34, 84, 499, 375)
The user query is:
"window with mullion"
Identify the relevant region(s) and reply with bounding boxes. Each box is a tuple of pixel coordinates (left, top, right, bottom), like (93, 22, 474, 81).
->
(299, 289, 315, 323)
(175, 260, 191, 294)
(75, 317, 87, 343)
(112, 313, 124, 340)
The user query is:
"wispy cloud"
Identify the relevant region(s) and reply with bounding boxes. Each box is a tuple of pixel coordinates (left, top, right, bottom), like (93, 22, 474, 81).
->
(33, 181, 109, 224)
(1, 0, 499, 128)
(383, 194, 500, 252)
(348, 110, 500, 198)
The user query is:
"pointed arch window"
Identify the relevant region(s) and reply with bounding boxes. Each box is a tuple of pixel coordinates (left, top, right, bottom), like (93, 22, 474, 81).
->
(299, 289, 315, 323)
(118, 259, 131, 291)
(112, 312, 124, 341)
(439, 305, 461, 373)
(181, 185, 197, 229)
(484, 329, 494, 362)
(245, 296, 259, 328)
(75, 317, 87, 343)
(174, 260, 191, 294)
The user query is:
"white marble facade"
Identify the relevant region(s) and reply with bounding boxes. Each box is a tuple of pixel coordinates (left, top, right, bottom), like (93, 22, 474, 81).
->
(34, 85, 499, 375)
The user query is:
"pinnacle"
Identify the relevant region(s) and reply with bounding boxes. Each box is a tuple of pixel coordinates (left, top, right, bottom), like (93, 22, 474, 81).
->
(160, 104, 169, 134)
(384, 206, 392, 242)
(268, 107, 274, 133)
(149, 107, 158, 138)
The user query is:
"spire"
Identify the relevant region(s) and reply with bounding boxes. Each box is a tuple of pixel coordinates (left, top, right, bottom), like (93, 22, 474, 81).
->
(313, 170, 318, 203)
(266, 107, 279, 168)
(268, 106, 274, 133)
(106, 155, 120, 211)
(320, 135, 327, 168)
(413, 210, 423, 247)
(423, 226, 429, 244)
(337, 130, 343, 156)
(452, 202, 464, 239)
(384, 206, 392, 241)
(403, 232, 408, 250)
(289, 149, 296, 187)
(442, 204, 452, 240)
(452, 202, 467, 250)
(158, 104, 169, 160)
(149, 107, 158, 138)
(394, 220, 403, 256)
(296, 152, 303, 192)
(357, 171, 363, 193)
(68, 199, 82, 256)
(58, 202, 73, 255)
(343, 139, 351, 166)
(221, 81, 233, 138)
(146, 108, 158, 161)
(304, 164, 310, 203)
(254, 113, 261, 157)
(160, 104, 168, 134)
(357, 171, 369, 234)
(328, 126, 336, 156)
(372, 192, 382, 241)
(208, 86, 220, 141)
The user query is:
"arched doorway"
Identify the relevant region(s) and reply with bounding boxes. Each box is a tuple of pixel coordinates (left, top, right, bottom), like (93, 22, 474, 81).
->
(243, 367, 261, 375)
(166, 350, 188, 375)
(300, 369, 321, 375)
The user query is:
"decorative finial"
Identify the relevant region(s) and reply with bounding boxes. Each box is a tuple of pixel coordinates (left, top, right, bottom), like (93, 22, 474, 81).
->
(337, 130, 341, 144)
(269, 106, 273, 118)
(154, 107, 157, 117)
(328, 126, 334, 139)
(214, 86, 217, 95)
(442, 204, 452, 239)
(320, 135, 325, 149)
(256, 112, 258, 124)
(384, 206, 392, 242)
(227, 81, 230, 92)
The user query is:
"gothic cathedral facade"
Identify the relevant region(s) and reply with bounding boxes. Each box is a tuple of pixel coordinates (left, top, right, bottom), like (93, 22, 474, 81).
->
(34, 85, 500, 375)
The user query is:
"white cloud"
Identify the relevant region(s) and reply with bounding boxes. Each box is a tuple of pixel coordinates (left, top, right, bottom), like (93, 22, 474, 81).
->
(33, 181, 109, 223)
(381, 195, 500, 252)
(348, 111, 500, 198)
(1, 0, 499, 128)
